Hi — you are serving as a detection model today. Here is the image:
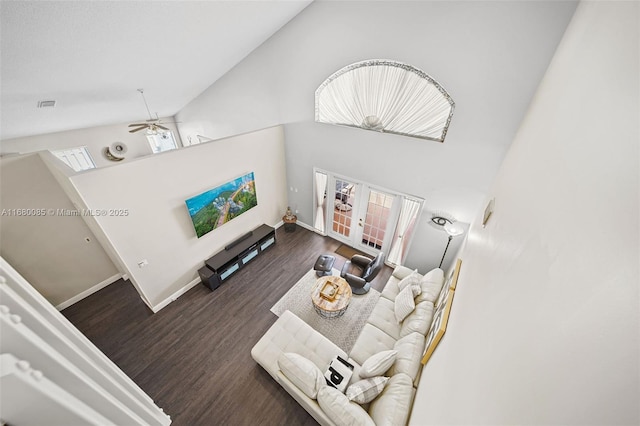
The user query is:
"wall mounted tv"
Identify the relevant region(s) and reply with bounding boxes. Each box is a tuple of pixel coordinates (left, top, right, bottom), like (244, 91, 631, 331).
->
(185, 171, 258, 238)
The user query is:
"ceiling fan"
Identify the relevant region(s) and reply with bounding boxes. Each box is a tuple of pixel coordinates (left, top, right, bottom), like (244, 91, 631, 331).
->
(128, 89, 171, 134)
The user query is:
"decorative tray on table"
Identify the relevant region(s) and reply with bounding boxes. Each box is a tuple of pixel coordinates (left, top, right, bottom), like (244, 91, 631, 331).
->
(320, 281, 340, 301)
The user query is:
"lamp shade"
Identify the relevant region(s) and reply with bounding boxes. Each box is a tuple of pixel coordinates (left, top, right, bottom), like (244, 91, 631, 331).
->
(444, 221, 464, 237)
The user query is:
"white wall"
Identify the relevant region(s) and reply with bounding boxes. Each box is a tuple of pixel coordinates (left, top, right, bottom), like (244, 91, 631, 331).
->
(39, 150, 133, 296)
(0, 118, 181, 169)
(176, 1, 577, 271)
(0, 154, 119, 306)
(411, 2, 639, 424)
(70, 126, 288, 309)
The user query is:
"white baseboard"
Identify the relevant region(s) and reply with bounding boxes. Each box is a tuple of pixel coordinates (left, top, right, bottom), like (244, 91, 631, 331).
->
(150, 277, 201, 313)
(296, 220, 315, 232)
(56, 273, 122, 311)
(274, 219, 315, 232)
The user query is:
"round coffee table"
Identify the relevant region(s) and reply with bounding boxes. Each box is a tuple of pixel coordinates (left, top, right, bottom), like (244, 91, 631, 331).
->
(311, 276, 352, 318)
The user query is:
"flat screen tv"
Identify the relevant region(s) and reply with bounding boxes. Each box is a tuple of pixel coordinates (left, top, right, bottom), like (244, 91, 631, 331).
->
(185, 171, 258, 238)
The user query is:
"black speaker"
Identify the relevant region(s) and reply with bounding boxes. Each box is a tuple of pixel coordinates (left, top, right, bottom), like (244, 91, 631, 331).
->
(198, 266, 220, 291)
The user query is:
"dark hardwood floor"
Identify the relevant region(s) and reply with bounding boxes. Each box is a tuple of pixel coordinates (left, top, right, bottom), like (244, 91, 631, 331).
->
(62, 226, 393, 426)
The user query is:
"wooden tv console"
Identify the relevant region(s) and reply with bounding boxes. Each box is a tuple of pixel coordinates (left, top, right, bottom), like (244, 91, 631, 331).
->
(198, 224, 276, 291)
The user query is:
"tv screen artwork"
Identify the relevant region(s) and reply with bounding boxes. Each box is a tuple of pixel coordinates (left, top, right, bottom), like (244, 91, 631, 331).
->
(185, 172, 258, 238)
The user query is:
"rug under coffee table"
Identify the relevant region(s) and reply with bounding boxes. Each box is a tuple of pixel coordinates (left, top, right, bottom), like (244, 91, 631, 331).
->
(270, 268, 380, 353)
(311, 275, 352, 318)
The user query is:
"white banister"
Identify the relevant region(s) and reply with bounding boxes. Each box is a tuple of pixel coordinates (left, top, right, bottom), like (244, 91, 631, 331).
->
(0, 352, 114, 425)
(0, 257, 171, 425)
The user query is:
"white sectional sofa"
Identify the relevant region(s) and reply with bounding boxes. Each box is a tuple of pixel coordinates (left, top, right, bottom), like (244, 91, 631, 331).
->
(251, 265, 445, 426)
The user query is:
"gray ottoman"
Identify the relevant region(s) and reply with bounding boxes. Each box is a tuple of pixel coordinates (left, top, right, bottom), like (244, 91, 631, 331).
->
(314, 254, 335, 276)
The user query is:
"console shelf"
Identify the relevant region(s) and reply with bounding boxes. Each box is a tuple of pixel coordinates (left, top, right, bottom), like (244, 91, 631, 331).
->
(198, 224, 276, 291)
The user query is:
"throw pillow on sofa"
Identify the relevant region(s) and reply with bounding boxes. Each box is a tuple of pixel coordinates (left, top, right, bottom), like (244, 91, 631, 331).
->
(317, 386, 375, 426)
(360, 350, 398, 378)
(394, 283, 422, 322)
(397, 269, 420, 291)
(278, 352, 325, 399)
(346, 376, 390, 404)
(324, 356, 354, 393)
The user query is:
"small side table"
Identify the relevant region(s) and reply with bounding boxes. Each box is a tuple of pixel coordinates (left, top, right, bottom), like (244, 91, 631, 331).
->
(283, 209, 297, 232)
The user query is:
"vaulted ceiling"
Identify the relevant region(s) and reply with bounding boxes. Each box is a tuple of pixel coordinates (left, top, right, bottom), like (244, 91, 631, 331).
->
(0, 0, 312, 141)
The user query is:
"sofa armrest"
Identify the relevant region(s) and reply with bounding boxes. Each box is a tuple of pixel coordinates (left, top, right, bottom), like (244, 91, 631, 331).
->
(344, 273, 366, 288)
(391, 265, 416, 280)
(351, 254, 372, 268)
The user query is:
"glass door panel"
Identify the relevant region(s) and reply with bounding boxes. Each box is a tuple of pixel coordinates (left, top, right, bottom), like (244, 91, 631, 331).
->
(329, 178, 358, 242)
(357, 189, 396, 252)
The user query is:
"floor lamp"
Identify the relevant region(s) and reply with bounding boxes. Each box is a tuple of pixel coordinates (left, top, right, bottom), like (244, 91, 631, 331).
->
(438, 220, 464, 268)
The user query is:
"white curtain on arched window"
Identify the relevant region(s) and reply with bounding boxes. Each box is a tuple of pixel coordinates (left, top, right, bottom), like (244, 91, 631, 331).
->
(388, 197, 421, 266)
(315, 60, 455, 142)
(314, 171, 328, 233)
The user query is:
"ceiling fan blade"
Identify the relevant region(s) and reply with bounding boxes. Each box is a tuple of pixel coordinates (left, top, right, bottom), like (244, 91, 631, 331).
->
(128, 123, 148, 127)
(156, 124, 170, 131)
(129, 126, 147, 133)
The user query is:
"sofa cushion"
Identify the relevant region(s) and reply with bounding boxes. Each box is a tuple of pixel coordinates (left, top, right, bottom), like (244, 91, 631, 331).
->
(400, 301, 435, 338)
(360, 350, 397, 378)
(368, 373, 415, 426)
(394, 283, 421, 322)
(346, 376, 389, 404)
(317, 386, 375, 426)
(416, 267, 445, 304)
(278, 353, 325, 399)
(391, 265, 416, 281)
(389, 332, 426, 382)
(349, 323, 397, 366)
(367, 297, 401, 340)
(380, 277, 401, 302)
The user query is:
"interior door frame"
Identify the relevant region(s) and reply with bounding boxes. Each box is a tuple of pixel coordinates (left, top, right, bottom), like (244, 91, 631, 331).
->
(317, 169, 407, 258)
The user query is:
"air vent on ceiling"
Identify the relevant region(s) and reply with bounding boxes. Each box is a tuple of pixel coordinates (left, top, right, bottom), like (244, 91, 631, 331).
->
(37, 100, 56, 108)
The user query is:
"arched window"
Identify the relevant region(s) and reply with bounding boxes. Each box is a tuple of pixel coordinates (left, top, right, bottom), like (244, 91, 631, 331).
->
(315, 60, 455, 142)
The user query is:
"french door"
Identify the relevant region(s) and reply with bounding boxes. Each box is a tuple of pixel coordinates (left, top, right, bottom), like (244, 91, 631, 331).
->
(326, 175, 401, 257)
(358, 188, 397, 252)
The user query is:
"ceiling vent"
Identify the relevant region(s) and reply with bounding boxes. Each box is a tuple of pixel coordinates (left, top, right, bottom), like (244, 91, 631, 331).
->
(37, 100, 56, 108)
